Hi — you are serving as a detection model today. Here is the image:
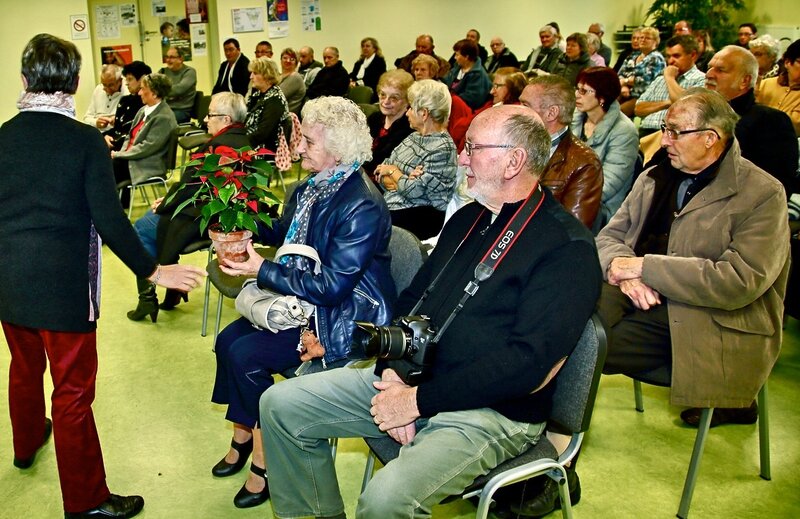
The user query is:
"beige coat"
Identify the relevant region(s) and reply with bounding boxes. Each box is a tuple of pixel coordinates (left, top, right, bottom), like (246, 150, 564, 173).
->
(596, 140, 789, 407)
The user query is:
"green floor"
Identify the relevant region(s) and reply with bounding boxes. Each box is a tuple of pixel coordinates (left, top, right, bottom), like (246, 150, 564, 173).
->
(2, 230, 799, 518)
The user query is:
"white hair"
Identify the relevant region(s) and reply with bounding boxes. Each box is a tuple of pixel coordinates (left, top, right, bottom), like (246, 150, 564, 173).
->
(408, 79, 451, 125)
(301, 96, 372, 166)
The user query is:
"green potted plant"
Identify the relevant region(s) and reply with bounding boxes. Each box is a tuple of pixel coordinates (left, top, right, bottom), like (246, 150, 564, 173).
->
(168, 145, 281, 262)
(645, 0, 745, 49)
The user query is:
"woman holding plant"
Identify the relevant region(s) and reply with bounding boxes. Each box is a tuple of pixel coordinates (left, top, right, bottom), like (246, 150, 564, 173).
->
(209, 97, 395, 509)
(127, 92, 251, 321)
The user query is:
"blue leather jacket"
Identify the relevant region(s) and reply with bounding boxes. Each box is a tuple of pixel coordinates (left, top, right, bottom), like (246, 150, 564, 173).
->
(256, 171, 395, 365)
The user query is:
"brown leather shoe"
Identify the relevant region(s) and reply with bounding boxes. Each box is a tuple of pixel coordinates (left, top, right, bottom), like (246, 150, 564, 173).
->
(680, 401, 758, 428)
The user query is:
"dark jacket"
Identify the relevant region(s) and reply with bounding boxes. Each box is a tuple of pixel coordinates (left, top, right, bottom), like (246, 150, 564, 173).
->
(485, 48, 519, 74)
(363, 110, 414, 177)
(541, 131, 604, 228)
(551, 52, 592, 86)
(521, 46, 563, 73)
(212, 55, 251, 96)
(306, 61, 350, 99)
(349, 55, 387, 95)
(443, 59, 492, 110)
(391, 192, 601, 423)
(107, 93, 144, 151)
(0, 112, 156, 332)
(256, 171, 395, 365)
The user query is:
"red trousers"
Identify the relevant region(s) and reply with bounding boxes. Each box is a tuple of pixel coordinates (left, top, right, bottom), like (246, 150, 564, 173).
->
(3, 322, 111, 512)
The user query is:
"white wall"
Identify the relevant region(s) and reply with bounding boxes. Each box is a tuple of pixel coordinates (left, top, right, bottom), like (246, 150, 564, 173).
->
(2, 0, 799, 125)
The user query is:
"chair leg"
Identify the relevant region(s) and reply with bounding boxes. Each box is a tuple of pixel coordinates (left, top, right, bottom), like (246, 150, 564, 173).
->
(677, 408, 713, 519)
(127, 185, 136, 219)
(330, 438, 338, 460)
(200, 248, 213, 337)
(634, 379, 644, 412)
(361, 451, 377, 494)
(758, 383, 771, 480)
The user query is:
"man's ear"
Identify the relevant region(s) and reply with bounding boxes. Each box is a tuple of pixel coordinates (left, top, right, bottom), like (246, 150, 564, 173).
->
(504, 148, 527, 179)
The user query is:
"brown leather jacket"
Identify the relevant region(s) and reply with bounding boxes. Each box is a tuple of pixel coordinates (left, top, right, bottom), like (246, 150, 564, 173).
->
(540, 131, 603, 228)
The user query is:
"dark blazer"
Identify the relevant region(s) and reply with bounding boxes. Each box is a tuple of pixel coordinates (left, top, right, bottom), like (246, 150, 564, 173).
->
(307, 61, 351, 99)
(350, 55, 387, 94)
(0, 112, 155, 332)
(115, 102, 178, 184)
(485, 48, 519, 74)
(363, 110, 413, 176)
(212, 55, 251, 96)
(107, 93, 144, 151)
(256, 171, 395, 365)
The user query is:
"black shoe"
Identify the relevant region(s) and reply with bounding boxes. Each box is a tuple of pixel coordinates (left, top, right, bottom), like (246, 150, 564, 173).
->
(510, 466, 580, 517)
(159, 289, 188, 310)
(680, 401, 758, 428)
(233, 463, 270, 509)
(14, 418, 52, 469)
(212, 437, 253, 477)
(64, 494, 144, 518)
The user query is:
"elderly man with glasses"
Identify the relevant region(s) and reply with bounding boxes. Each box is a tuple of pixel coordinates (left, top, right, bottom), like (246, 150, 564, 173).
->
(597, 88, 788, 432)
(158, 46, 197, 123)
(83, 64, 128, 131)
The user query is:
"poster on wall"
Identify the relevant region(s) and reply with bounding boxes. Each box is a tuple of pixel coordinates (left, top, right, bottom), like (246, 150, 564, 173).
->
(95, 5, 121, 40)
(301, 0, 321, 32)
(185, 0, 209, 23)
(152, 0, 166, 17)
(267, 0, 289, 38)
(190, 24, 208, 56)
(100, 45, 133, 67)
(120, 3, 138, 27)
(70, 14, 90, 40)
(232, 8, 264, 33)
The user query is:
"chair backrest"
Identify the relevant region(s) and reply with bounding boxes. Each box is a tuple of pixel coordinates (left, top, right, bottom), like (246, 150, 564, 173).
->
(388, 225, 427, 293)
(165, 127, 181, 172)
(189, 90, 204, 120)
(348, 85, 374, 104)
(195, 94, 212, 128)
(549, 314, 607, 434)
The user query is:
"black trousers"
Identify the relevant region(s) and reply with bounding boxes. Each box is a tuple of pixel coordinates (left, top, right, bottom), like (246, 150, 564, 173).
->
(113, 157, 131, 207)
(596, 282, 672, 375)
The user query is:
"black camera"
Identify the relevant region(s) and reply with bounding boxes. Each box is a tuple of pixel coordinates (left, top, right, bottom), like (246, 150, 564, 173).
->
(352, 316, 437, 385)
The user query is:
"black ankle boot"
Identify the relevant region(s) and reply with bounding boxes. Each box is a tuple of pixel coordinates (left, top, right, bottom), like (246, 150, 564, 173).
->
(159, 289, 188, 310)
(127, 278, 159, 323)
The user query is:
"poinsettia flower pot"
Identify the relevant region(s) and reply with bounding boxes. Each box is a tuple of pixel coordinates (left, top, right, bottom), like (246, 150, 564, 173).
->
(209, 226, 253, 263)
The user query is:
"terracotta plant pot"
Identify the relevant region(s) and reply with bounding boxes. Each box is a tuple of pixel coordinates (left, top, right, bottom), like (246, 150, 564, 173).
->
(209, 227, 253, 263)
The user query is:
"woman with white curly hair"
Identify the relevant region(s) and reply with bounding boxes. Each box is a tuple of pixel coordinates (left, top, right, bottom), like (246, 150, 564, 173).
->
(376, 79, 457, 239)
(209, 96, 396, 509)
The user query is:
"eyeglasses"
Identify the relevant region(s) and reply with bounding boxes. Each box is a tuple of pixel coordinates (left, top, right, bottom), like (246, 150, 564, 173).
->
(738, 32, 753, 36)
(378, 92, 402, 103)
(492, 82, 507, 88)
(660, 123, 720, 140)
(205, 113, 228, 119)
(464, 141, 516, 156)
(575, 86, 596, 96)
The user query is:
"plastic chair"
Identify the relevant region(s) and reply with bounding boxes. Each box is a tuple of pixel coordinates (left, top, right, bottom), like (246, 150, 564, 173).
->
(387, 225, 427, 293)
(630, 367, 770, 518)
(347, 85, 374, 104)
(360, 314, 607, 519)
(118, 129, 180, 220)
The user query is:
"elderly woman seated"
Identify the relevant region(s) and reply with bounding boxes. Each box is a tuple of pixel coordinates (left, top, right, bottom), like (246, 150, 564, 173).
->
(488, 67, 527, 107)
(551, 33, 592, 86)
(757, 38, 800, 136)
(363, 69, 415, 178)
(127, 92, 251, 321)
(376, 79, 457, 239)
(210, 96, 394, 510)
(111, 72, 177, 208)
(412, 54, 439, 81)
(277, 48, 306, 115)
(442, 39, 492, 110)
(617, 27, 665, 117)
(246, 57, 292, 150)
(571, 67, 639, 230)
(749, 34, 782, 90)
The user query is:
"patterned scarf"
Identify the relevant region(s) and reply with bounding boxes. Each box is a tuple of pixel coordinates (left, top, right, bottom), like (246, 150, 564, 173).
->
(280, 163, 358, 272)
(18, 90, 102, 320)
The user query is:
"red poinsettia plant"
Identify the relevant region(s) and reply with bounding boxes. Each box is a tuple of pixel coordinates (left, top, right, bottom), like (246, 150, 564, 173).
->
(168, 145, 282, 234)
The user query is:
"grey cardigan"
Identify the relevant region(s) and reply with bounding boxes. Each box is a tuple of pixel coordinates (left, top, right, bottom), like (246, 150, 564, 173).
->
(115, 102, 178, 184)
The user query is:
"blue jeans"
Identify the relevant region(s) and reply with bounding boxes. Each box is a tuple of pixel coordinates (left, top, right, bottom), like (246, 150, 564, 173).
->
(133, 211, 160, 258)
(260, 362, 545, 518)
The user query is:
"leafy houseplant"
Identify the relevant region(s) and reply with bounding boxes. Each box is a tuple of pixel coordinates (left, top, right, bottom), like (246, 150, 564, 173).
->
(645, 0, 745, 50)
(168, 145, 281, 261)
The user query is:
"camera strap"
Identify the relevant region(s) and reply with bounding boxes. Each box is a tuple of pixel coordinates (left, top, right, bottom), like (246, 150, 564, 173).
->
(410, 184, 546, 342)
